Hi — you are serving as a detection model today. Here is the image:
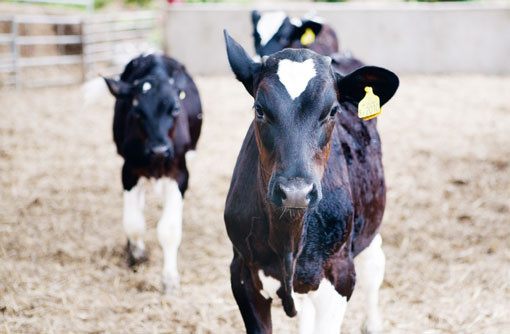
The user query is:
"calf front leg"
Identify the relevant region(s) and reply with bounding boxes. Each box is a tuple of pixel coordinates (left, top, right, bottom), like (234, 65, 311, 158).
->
(354, 234, 385, 334)
(122, 166, 147, 266)
(305, 279, 348, 334)
(230, 252, 273, 334)
(157, 178, 183, 293)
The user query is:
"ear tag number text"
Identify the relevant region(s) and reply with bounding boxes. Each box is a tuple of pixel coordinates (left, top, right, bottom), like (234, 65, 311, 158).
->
(358, 86, 382, 120)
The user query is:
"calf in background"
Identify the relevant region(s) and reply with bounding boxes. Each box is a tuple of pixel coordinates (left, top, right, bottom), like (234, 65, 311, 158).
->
(104, 54, 202, 292)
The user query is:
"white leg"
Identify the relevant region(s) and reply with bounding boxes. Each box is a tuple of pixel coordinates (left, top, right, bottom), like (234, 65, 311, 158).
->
(354, 234, 385, 334)
(309, 279, 348, 334)
(157, 178, 183, 293)
(123, 179, 147, 264)
(296, 294, 315, 334)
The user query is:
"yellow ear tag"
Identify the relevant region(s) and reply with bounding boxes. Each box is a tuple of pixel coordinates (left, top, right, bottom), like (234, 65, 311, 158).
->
(179, 90, 186, 100)
(358, 87, 382, 120)
(300, 28, 316, 46)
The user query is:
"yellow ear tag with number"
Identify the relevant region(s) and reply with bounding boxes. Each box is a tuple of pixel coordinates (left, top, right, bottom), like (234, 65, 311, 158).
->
(358, 87, 382, 120)
(300, 28, 316, 46)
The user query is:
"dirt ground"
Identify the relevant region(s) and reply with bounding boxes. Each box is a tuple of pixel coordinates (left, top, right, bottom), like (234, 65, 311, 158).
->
(0, 74, 509, 334)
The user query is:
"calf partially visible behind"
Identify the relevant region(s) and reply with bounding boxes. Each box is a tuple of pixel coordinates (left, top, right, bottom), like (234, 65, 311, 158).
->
(252, 10, 339, 58)
(104, 54, 202, 292)
(252, 10, 364, 76)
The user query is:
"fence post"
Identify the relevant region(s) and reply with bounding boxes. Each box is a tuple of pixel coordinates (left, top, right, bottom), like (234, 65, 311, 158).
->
(11, 18, 20, 90)
(80, 18, 87, 82)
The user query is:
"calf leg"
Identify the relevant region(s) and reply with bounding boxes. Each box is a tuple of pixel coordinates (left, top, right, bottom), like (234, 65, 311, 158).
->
(122, 173, 147, 266)
(295, 294, 315, 334)
(157, 178, 183, 293)
(354, 234, 385, 334)
(231, 252, 272, 334)
(308, 279, 348, 334)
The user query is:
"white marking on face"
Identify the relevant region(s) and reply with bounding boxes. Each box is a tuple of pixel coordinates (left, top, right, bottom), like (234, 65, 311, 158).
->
(142, 82, 151, 93)
(157, 178, 183, 292)
(258, 270, 281, 300)
(277, 58, 316, 100)
(123, 179, 147, 250)
(354, 234, 385, 333)
(257, 11, 286, 46)
(296, 279, 347, 334)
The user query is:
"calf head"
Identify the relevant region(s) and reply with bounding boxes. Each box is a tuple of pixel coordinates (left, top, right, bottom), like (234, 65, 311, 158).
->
(252, 10, 322, 57)
(225, 31, 399, 210)
(105, 62, 183, 161)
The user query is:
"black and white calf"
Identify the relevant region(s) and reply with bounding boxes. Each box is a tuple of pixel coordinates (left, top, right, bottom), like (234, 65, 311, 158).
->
(223, 31, 398, 333)
(104, 54, 202, 292)
(251, 10, 339, 58)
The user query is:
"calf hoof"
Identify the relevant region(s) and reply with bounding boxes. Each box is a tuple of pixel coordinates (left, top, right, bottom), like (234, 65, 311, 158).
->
(161, 273, 180, 294)
(126, 240, 147, 267)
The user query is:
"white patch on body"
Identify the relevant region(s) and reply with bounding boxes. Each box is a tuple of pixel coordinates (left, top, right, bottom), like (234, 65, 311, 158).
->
(142, 81, 152, 93)
(123, 178, 147, 252)
(277, 59, 316, 100)
(258, 270, 281, 300)
(295, 279, 348, 334)
(257, 11, 286, 46)
(354, 234, 385, 334)
(157, 178, 183, 292)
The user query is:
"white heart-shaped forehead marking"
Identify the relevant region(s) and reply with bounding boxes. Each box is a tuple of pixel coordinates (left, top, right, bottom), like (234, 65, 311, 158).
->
(142, 82, 151, 93)
(277, 58, 316, 100)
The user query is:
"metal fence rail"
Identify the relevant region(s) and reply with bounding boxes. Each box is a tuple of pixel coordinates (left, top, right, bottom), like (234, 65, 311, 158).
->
(0, 12, 155, 89)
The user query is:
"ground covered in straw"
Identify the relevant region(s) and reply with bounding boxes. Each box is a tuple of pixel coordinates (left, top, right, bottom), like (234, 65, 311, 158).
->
(0, 75, 509, 334)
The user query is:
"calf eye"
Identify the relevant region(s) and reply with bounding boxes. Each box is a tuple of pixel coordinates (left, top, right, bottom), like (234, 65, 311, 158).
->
(133, 108, 144, 119)
(330, 105, 340, 117)
(254, 105, 264, 119)
(171, 105, 180, 116)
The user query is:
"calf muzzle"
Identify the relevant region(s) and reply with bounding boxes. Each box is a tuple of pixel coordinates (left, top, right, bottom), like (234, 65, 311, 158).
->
(150, 144, 173, 159)
(270, 176, 321, 208)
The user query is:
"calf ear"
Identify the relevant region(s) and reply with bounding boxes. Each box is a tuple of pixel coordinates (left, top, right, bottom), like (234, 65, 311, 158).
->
(103, 78, 134, 99)
(251, 10, 261, 26)
(336, 66, 399, 107)
(224, 30, 261, 97)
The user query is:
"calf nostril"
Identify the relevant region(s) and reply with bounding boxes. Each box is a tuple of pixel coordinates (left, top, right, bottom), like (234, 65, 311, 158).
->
(307, 185, 317, 201)
(274, 183, 287, 201)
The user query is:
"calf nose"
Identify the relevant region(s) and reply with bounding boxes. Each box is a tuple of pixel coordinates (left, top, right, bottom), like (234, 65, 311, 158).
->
(273, 179, 317, 208)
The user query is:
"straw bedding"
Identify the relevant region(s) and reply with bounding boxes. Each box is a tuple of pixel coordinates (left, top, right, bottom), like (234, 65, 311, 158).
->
(0, 75, 509, 333)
